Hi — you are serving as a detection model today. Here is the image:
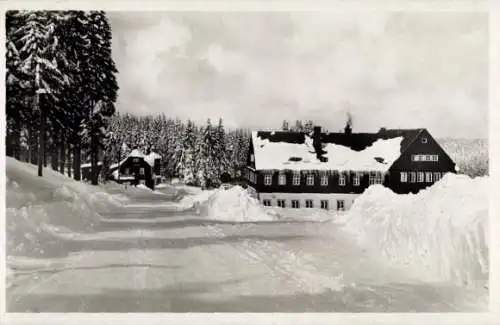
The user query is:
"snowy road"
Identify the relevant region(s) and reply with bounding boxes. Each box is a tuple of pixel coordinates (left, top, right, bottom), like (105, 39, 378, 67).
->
(6, 188, 487, 312)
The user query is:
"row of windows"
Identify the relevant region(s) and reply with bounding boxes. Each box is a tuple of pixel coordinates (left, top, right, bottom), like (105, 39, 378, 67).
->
(263, 172, 384, 187)
(262, 199, 345, 211)
(411, 154, 439, 162)
(123, 168, 145, 175)
(400, 171, 443, 183)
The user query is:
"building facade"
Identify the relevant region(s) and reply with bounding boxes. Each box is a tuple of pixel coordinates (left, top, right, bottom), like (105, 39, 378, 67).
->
(109, 149, 162, 190)
(245, 126, 456, 211)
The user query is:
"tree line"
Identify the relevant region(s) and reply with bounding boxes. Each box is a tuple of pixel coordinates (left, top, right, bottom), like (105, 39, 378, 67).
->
(5, 10, 118, 185)
(103, 113, 251, 189)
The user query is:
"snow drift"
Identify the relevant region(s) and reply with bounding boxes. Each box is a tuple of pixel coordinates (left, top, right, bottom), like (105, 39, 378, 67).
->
(6, 158, 128, 258)
(340, 173, 488, 288)
(203, 186, 276, 222)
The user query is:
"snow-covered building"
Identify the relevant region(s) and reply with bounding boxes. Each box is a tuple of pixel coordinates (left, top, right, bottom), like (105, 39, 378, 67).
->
(81, 162, 103, 181)
(245, 125, 457, 211)
(109, 149, 162, 189)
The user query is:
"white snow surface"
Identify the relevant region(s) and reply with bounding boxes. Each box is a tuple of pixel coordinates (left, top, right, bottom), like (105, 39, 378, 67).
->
(339, 173, 488, 289)
(6, 158, 128, 258)
(252, 131, 403, 172)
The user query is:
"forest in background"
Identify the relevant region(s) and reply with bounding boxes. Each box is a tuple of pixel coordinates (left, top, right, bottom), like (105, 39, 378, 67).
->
(5, 10, 118, 185)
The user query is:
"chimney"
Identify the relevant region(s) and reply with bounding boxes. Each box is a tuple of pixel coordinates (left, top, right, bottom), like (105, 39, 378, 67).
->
(344, 112, 353, 135)
(312, 126, 328, 162)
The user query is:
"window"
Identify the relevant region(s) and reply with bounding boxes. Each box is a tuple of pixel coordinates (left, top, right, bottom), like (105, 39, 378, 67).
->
(425, 172, 433, 182)
(434, 172, 442, 182)
(133, 158, 139, 163)
(400, 172, 408, 183)
(337, 200, 345, 211)
(412, 155, 419, 162)
(320, 174, 328, 186)
(140, 167, 145, 175)
(422, 137, 428, 143)
(369, 173, 383, 185)
(292, 172, 300, 186)
(124, 168, 130, 175)
(353, 174, 360, 186)
(410, 172, 417, 183)
(291, 200, 300, 209)
(339, 174, 346, 186)
(250, 154, 254, 162)
(305, 199, 314, 208)
(306, 174, 314, 186)
(321, 200, 329, 210)
(417, 172, 424, 183)
(278, 174, 286, 185)
(277, 199, 286, 208)
(432, 155, 439, 161)
(263, 199, 271, 206)
(264, 173, 272, 186)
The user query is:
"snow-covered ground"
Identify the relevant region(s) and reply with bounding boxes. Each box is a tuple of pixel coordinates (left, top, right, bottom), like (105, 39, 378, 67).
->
(5, 158, 488, 312)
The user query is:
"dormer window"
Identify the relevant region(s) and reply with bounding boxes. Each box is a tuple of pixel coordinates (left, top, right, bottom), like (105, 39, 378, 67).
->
(421, 137, 428, 143)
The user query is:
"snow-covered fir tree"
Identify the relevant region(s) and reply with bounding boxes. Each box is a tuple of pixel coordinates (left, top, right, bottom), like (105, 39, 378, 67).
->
(214, 118, 229, 177)
(196, 119, 220, 188)
(176, 120, 198, 185)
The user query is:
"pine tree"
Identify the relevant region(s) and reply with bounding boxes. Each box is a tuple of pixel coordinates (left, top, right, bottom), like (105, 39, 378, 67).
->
(196, 119, 220, 189)
(214, 118, 229, 178)
(176, 120, 198, 185)
(14, 11, 70, 177)
(281, 120, 289, 131)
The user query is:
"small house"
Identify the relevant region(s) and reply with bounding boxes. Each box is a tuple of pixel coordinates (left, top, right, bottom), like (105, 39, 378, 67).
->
(109, 149, 162, 190)
(81, 162, 103, 182)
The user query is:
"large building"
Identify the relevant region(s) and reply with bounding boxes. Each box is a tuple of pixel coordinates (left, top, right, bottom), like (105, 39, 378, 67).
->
(244, 125, 457, 211)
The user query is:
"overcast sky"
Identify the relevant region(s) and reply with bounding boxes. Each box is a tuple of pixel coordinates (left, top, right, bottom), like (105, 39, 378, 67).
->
(109, 11, 488, 139)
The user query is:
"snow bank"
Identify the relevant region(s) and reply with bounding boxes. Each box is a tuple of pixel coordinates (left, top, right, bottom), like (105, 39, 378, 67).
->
(135, 183, 164, 195)
(6, 158, 127, 258)
(341, 174, 488, 288)
(204, 186, 276, 222)
(177, 188, 217, 210)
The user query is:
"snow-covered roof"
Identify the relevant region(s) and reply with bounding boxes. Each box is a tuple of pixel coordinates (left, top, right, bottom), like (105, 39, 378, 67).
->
(144, 152, 162, 167)
(81, 162, 103, 168)
(129, 149, 144, 158)
(110, 150, 162, 170)
(251, 129, 422, 172)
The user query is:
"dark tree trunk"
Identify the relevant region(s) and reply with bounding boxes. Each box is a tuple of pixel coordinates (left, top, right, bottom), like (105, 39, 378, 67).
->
(37, 94, 45, 177)
(91, 133, 99, 185)
(26, 124, 31, 163)
(14, 118, 21, 160)
(6, 118, 14, 157)
(67, 143, 72, 178)
(43, 129, 49, 168)
(73, 132, 81, 181)
(31, 124, 38, 166)
(59, 137, 66, 174)
(51, 128, 59, 171)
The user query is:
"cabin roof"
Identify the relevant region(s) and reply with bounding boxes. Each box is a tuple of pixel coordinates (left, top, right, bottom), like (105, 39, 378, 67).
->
(110, 150, 161, 169)
(251, 128, 424, 172)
